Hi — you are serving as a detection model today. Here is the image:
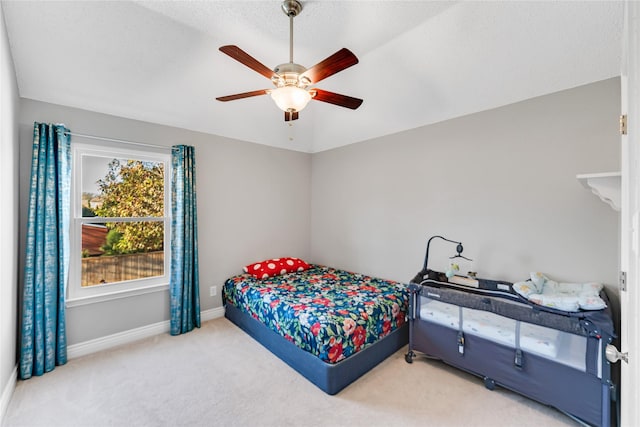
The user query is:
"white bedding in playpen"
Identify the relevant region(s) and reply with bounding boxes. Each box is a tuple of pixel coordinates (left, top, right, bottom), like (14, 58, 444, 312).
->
(420, 298, 587, 370)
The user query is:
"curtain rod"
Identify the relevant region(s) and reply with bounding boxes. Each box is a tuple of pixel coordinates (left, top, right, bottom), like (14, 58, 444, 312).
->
(64, 131, 170, 151)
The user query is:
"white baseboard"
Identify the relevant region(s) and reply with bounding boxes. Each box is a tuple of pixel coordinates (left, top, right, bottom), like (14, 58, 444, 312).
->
(202, 306, 225, 322)
(68, 306, 225, 360)
(67, 320, 169, 359)
(0, 365, 17, 424)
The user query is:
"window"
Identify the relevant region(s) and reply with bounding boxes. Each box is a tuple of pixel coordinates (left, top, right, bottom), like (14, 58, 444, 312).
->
(68, 143, 170, 303)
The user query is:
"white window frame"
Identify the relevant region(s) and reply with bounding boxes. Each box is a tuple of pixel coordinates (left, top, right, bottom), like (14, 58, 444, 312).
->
(67, 142, 171, 306)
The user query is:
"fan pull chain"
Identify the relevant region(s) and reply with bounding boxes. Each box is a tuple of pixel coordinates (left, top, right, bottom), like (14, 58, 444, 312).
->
(288, 121, 294, 141)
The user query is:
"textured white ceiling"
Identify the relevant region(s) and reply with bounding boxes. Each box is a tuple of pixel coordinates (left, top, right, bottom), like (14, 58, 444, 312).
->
(1, 1, 624, 153)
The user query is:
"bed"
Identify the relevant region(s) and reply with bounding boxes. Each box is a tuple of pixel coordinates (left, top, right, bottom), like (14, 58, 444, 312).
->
(223, 261, 409, 394)
(406, 268, 617, 427)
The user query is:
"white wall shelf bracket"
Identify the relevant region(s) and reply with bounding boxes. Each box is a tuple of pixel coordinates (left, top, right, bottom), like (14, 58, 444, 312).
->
(576, 172, 621, 211)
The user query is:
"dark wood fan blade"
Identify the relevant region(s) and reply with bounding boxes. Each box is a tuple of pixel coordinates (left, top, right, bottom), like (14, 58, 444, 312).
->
(216, 89, 269, 102)
(300, 48, 359, 84)
(284, 111, 299, 121)
(311, 89, 363, 109)
(219, 45, 276, 80)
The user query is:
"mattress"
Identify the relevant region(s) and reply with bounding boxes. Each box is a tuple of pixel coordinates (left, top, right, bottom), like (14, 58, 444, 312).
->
(223, 264, 409, 364)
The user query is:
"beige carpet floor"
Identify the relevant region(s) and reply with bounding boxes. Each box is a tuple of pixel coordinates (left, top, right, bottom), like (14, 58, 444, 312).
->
(3, 317, 577, 427)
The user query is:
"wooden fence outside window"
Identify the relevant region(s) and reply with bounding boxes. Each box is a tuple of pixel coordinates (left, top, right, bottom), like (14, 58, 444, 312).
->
(81, 251, 164, 287)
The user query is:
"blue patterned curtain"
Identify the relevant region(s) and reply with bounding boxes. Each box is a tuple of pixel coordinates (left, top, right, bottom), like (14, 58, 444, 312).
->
(170, 145, 201, 335)
(20, 123, 71, 379)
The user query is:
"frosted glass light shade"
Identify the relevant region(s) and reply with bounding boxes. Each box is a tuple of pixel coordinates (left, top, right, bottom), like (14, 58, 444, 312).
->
(270, 86, 312, 112)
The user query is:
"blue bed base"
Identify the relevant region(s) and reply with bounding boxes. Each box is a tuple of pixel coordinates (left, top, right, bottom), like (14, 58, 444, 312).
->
(225, 302, 409, 395)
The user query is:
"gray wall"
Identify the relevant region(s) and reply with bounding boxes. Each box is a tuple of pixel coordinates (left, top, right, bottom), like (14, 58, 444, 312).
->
(18, 99, 311, 345)
(311, 79, 620, 293)
(11, 77, 621, 363)
(0, 3, 20, 417)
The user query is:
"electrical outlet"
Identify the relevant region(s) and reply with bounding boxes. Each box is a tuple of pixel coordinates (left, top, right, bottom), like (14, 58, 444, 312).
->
(209, 286, 217, 297)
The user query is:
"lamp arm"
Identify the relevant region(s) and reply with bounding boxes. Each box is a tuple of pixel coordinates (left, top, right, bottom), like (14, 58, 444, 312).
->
(422, 235, 461, 271)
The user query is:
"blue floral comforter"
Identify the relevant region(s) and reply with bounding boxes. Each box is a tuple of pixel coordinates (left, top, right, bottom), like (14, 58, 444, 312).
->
(223, 265, 409, 364)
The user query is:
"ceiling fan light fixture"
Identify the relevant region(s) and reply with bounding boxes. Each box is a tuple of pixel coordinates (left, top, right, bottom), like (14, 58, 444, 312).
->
(270, 86, 312, 112)
(216, 0, 362, 121)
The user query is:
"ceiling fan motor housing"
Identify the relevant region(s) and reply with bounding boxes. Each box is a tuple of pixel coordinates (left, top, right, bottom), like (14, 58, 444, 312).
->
(272, 63, 309, 88)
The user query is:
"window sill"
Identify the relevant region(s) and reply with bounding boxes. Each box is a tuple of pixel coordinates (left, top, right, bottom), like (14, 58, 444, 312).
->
(66, 283, 169, 307)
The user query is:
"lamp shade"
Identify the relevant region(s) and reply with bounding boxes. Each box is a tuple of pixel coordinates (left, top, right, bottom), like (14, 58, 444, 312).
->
(270, 86, 312, 112)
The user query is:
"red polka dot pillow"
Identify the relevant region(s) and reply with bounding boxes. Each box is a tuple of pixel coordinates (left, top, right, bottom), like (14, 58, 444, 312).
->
(244, 257, 311, 279)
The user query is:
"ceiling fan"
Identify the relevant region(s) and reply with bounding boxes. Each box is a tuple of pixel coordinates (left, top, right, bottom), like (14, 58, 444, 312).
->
(216, 0, 363, 122)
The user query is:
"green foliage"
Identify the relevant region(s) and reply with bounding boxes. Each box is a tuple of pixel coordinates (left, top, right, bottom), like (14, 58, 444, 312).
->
(82, 206, 96, 217)
(101, 229, 123, 255)
(95, 159, 164, 254)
